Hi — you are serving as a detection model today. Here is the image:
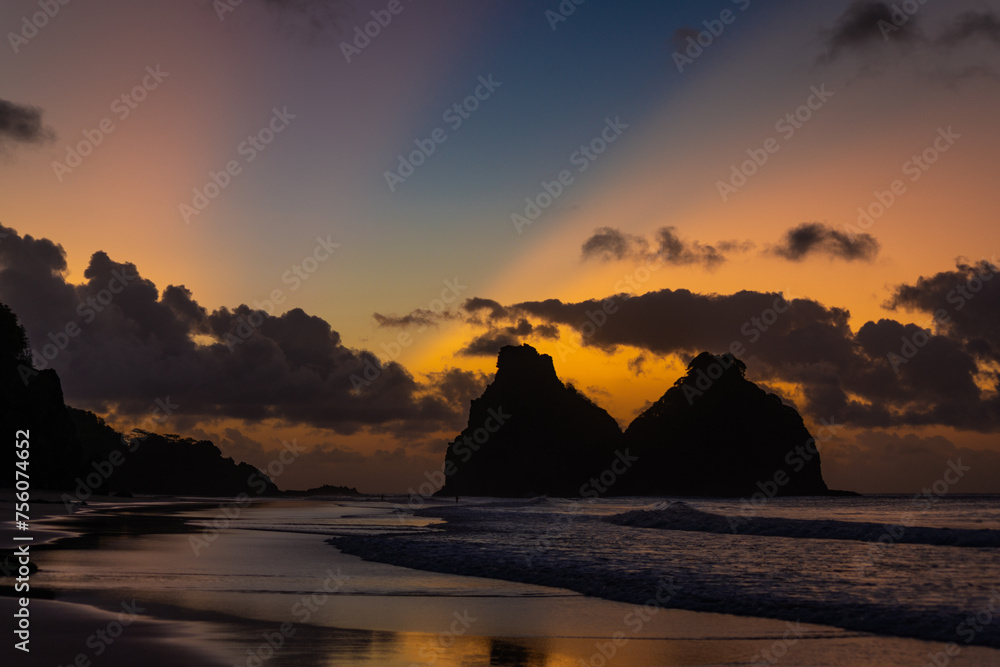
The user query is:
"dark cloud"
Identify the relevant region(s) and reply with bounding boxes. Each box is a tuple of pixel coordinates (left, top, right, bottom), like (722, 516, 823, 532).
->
(581, 227, 648, 262)
(507, 318, 533, 336)
(938, 11, 1000, 47)
(423, 368, 494, 425)
(820, 3, 1000, 80)
(581, 226, 748, 269)
(0, 223, 76, 338)
(463, 297, 508, 319)
(463, 271, 1000, 430)
(162, 285, 210, 331)
(715, 239, 757, 253)
(653, 227, 728, 268)
(0, 99, 54, 149)
(0, 224, 461, 436)
(854, 319, 983, 415)
(243, 0, 353, 35)
(373, 309, 439, 329)
(820, 1, 920, 62)
(886, 260, 1000, 363)
(535, 323, 560, 339)
(457, 331, 520, 357)
(372, 300, 560, 359)
(627, 353, 647, 377)
(771, 222, 880, 261)
(511, 289, 855, 362)
(455, 303, 561, 356)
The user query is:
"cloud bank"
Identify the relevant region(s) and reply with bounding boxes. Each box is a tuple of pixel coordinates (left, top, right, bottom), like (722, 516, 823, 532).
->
(0, 223, 471, 436)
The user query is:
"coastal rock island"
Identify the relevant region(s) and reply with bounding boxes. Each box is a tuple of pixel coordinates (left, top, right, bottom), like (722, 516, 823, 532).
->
(436, 344, 624, 497)
(438, 345, 829, 498)
(623, 352, 829, 496)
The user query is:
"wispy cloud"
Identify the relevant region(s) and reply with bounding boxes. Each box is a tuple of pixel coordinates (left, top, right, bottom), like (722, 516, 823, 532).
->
(0, 99, 54, 150)
(770, 222, 879, 262)
(581, 226, 751, 269)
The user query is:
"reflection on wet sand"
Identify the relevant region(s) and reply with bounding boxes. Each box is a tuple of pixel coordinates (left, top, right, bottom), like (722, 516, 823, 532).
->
(20, 500, 1000, 667)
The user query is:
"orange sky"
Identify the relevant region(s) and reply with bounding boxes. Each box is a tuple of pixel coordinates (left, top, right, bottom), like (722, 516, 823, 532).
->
(2, 0, 999, 492)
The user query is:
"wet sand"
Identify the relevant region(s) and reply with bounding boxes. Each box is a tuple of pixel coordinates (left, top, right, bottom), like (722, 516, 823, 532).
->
(4, 497, 1000, 666)
(0, 597, 233, 666)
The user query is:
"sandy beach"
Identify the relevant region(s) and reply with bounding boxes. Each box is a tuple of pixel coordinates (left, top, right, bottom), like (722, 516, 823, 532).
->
(1, 597, 233, 666)
(1, 497, 998, 666)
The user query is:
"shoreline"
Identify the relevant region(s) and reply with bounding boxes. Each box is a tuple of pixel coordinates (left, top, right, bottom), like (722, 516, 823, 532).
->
(331, 499, 1000, 650)
(5, 496, 1000, 666)
(0, 494, 247, 666)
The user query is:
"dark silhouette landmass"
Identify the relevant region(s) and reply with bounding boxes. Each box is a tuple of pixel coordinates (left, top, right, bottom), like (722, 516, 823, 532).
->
(438, 345, 831, 497)
(2, 303, 87, 490)
(68, 409, 278, 497)
(2, 302, 276, 497)
(4, 297, 835, 499)
(436, 344, 624, 497)
(622, 352, 829, 496)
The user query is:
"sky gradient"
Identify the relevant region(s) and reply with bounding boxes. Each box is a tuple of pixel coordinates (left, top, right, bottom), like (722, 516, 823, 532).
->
(2, 0, 1000, 493)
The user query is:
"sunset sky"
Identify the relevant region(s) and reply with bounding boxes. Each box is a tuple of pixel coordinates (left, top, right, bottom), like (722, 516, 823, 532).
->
(2, 0, 999, 493)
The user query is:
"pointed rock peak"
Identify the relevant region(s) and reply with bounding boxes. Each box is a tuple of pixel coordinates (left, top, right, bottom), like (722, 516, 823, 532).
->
(438, 343, 623, 497)
(676, 351, 747, 387)
(495, 344, 559, 386)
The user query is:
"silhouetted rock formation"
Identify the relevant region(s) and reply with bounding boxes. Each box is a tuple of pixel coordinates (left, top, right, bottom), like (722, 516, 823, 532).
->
(622, 352, 828, 496)
(1, 300, 277, 497)
(69, 409, 278, 498)
(1, 303, 86, 490)
(436, 344, 625, 497)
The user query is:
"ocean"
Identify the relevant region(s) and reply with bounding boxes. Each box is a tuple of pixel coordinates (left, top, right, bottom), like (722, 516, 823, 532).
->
(27, 494, 1000, 666)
